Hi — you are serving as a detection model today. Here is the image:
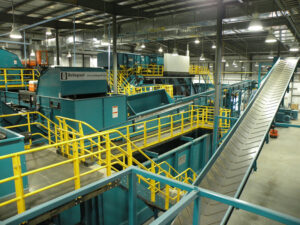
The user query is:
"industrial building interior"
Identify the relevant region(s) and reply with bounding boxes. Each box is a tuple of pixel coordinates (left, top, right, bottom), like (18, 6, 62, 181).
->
(0, 0, 299, 224)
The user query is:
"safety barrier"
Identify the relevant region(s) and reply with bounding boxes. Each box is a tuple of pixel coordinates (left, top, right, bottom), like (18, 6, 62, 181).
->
(0, 68, 40, 90)
(0, 111, 58, 149)
(135, 64, 164, 77)
(189, 65, 214, 84)
(0, 105, 231, 215)
(107, 70, 173, 97)
(0, 126, 196, 214)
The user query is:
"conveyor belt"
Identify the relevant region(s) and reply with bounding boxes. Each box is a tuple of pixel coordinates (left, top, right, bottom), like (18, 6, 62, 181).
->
(172, 57, 299, 225)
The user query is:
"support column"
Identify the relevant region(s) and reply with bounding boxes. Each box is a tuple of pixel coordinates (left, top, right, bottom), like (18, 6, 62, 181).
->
(113, 15, 118, 93)
(73, 16, 76, 66)
(23, 31, 27, 67)
(213, 0, 224, 152)
(55, 28, 60, 65)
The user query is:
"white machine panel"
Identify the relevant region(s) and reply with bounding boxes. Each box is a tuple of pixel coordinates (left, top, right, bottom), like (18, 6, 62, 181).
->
(164, 53, 190, 73)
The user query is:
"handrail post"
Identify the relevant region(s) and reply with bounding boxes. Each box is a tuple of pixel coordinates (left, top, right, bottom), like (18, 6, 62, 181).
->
(72, 134, 81, 190)
(190, 109, 194, 129)
(150, 162, 156, 202)
(12, 155, 26, 214)
(143, 121, 147, 146)
(47, 120, 51, 145)
(170, 115, 174, 137)
(181, 113, 184, 133)
(158, 118, 161, 142)
(27, 113, 32, 146)
(127, 126, 132, 166)
(197, 109, 200, 127)
(165, 175, 170, 210)
(78, 123, 86, 162)
(21, 69, 24, 87)
(63, 120, 69, 157)
(105, 133, 111, 176)
(4, 69, 7, 91)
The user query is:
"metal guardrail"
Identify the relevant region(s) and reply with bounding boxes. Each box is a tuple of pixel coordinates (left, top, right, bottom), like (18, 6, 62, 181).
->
(0, 68, 40, 90)
(0, 105, 231, 215)
(107, 70, 174, 97)
(135, 64, 164, 77)
(3, 166, 300, 225)
(189, 65, 214, 84)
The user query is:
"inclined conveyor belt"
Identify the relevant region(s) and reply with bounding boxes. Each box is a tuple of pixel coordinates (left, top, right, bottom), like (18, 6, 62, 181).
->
(172, 57, 299, 225)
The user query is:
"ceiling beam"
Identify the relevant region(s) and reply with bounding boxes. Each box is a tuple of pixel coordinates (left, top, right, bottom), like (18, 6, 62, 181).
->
(0, 12, 98, 30)
(44, 0, 152, 18)
(23, 3, 55, 16)
(1, 0, 32, 13)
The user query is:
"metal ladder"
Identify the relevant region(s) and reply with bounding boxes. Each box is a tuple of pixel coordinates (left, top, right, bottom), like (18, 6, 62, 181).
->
(172, 57, 299, 225)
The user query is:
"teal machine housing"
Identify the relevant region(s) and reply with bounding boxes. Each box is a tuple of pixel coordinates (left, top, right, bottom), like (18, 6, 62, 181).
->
(0, 49, 23, 68)
(35, 67, 127, 131)
(0, 127, 28, 198)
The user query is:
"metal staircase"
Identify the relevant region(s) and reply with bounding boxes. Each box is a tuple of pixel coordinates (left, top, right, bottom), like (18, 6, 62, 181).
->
(172, 57, 299, 225)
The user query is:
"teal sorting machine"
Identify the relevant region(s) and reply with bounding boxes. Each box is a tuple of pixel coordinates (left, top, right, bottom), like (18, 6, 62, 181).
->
(0, 127, 28, 199)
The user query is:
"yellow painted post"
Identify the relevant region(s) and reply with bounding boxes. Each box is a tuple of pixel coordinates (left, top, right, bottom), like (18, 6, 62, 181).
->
(47, 120, 51, 145)
(190, 109, 193, 129)
(197, 109, 200, 127)
(165, 175, 170, 210)
(158, 118, 161, 142)
(12, 155, 26, 214)
(59, 121, 65, 154)
(105, 134, 111, 176)
(27, 113, 32, 146)
(202, 109, 204, 125)
(127, 126, 132, 166)
(54, 125, 58, 145)
(181, 113, 184, 133)
(150, 162, 156, 202)
(63, 121, 70, 157)
(73, 134, 81, 190)
(20, 69, 24, 87)
(78, 123, 86, 162)
(143, 121, 147, 146)
(176, 188, 180, 202)
(4, 69, 7, 90)
(170, 116, 173, 137)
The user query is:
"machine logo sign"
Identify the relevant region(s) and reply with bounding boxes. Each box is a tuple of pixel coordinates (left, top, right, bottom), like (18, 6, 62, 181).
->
(60, 72, 106, 81)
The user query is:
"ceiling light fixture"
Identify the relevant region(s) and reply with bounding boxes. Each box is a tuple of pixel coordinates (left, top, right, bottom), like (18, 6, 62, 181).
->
(248, 13, 263, 32)
(222, 56, 226, 62)
(67, 51, 72, 58)
(212, 43, 216, 49)
(10, 25, 22, 39)
(9, 2, 22, 39)
(46, 28, 52, 36)
(172, 48, 178, 56)
(265, 30, 277, 43)
(200, 53, 205, 61)
(141, 43, 146, 48)
(195, 38, 200, 44)
(289, 45, 299, 52)
(30, 49, 35, 57)
(225, 62, 229, 67)
(158, 47, 163, 52)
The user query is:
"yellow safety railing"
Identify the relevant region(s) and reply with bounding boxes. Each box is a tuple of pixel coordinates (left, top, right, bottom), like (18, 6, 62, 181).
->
(135, 64, 164, 77)
(189, 65, 214, 84)
(0, 127, 196, 215)
(0, 105, 231, 215)
(107, 70, 173, 97)
(0, 111, 59, 149)
(58, 105, 231, 159)
(0, 68, 40, 89)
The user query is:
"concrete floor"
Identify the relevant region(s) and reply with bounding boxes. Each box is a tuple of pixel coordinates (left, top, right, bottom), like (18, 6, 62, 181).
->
(228, 119, 300, 224)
